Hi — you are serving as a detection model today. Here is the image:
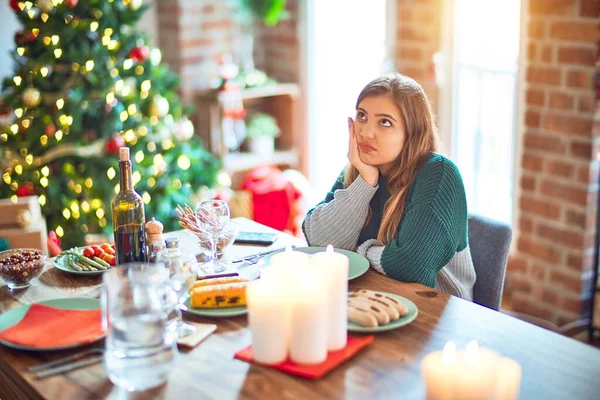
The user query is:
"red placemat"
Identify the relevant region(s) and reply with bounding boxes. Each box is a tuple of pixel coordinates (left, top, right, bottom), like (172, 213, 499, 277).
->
(0, 304, 103, 348)
(234, 335, 374, 379)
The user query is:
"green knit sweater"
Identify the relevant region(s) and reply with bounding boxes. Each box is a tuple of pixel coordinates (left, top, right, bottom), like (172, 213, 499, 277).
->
(303, 153, 470, 290)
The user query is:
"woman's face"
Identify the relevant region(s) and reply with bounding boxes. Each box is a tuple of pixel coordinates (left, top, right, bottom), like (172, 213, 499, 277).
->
(354, 95, 406, 176)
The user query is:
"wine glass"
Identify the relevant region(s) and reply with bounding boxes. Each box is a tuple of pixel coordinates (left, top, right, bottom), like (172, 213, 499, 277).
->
(166, 259, 199, 338)
(195, 199, 230, 273)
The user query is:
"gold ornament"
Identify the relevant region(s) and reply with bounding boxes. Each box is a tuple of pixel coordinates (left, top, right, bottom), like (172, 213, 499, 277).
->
(127, 0, 143, 10)
(149, 95, 169, 118)
(16, 209, 32, 228)
(37, 0, 54, 13)
(22, 87, 41, 107)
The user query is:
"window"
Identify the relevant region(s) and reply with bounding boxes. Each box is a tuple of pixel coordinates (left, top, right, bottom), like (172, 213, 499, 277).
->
(445, 0, 521, 224)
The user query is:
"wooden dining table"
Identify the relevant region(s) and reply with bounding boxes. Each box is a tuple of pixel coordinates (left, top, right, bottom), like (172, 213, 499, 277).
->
(0, 218, 599, 400)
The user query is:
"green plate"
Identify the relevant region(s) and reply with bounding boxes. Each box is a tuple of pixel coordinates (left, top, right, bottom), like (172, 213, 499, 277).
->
(348, 292, 418, 333)
(261, 246, 370, 280)
(53, 248, 108, 276)
(0, 298, 103, 351)
(183, 298, 247, 318)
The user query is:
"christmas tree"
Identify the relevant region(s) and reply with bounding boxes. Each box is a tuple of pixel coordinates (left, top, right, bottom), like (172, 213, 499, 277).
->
(0, 0, 221, 248)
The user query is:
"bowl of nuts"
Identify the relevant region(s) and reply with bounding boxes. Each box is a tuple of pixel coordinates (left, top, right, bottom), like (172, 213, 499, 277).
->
(0, 249, 46, 289)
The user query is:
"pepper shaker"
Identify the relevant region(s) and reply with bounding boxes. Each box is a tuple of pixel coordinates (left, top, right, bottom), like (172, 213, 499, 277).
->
(145, 218, 164, 252)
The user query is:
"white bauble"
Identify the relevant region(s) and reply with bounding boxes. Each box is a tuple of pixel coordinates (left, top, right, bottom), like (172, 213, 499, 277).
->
(149, 95, 169, 118)
(175, 118, 194, 141)
(150, 48, 162, 66)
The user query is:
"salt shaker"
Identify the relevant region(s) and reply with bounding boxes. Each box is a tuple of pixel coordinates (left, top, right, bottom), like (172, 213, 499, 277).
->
(165, 237, 183, 272)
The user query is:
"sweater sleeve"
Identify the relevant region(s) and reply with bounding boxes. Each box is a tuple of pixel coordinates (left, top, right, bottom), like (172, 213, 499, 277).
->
(356, 156, 469, 288)
(302, 172, 378, 250)
(359, 205, 457, 287)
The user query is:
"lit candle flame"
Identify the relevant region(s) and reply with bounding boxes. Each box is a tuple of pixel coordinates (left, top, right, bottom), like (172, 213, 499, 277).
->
(326, 244, 334, 253)
(441, 341, 456, 364)
(465, 340, 479, 365)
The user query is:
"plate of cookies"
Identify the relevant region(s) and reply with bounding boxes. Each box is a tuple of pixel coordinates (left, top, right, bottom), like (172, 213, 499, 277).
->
(347, 290, 418, 332)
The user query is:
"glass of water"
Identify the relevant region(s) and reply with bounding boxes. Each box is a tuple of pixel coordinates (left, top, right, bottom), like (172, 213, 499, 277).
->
(102, 262, 177, 392)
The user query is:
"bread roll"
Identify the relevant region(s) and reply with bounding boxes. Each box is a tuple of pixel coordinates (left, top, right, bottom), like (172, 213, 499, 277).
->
(348, 297, 390, 325)
(348, 305, 378, 328)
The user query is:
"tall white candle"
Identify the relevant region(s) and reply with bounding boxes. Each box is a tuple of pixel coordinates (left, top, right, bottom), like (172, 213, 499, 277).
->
(311, 245, 349, 351)
(268, 245, 310, 270)
(495, 357, 522, 400)
(246, 278, 289, 365)
(289, 268, 327, 365)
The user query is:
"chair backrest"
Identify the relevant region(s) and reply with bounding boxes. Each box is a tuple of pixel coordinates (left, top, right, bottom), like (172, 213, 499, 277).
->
(468, 214, 512, 311)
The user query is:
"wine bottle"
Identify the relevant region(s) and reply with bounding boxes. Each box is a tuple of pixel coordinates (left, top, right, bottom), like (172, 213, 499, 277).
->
(111, 147, 147, 264)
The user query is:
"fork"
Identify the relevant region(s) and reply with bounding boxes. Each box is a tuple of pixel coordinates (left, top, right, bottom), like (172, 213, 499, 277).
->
(232, 246, 294, 265)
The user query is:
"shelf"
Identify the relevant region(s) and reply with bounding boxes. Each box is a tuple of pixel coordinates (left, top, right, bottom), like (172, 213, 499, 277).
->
(223, 150, 299, 173)
(197, 83, 301, 103)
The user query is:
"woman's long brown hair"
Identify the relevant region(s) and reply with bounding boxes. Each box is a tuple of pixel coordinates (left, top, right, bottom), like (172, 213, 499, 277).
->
(344, 73, 438, 244)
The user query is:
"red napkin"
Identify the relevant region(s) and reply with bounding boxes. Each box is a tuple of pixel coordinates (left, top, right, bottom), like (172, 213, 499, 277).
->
(0, 303, 104, 348)
(234, 335, 374, 379)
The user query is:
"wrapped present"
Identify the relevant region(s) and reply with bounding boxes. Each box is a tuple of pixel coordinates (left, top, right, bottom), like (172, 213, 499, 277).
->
(0, 196, 42, 229)
(0, 219, 48, 252)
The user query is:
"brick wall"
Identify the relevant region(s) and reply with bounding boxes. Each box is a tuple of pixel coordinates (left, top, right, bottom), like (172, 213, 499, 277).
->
(396, 0, 442, 111)
(156, 0, 238, 102)
(395, 0, 600, 326)
(154, 0, 300, 102)
(508, 0, 599, 326)
(254, 0, 300, 83)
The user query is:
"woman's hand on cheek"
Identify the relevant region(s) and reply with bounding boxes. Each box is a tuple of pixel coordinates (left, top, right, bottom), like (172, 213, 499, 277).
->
(348, 117, 379, 187)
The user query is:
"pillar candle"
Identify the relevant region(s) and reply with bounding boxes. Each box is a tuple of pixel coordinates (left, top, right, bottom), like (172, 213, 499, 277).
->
(454, 341, 500, 400)
(311, 244, 349, 351)
(246, 278, 289, 365)
(422, 341, 521, 400)
(421, 341, 458, 400)
(289, 268, 327, 364)
(494, 357, 522, 400)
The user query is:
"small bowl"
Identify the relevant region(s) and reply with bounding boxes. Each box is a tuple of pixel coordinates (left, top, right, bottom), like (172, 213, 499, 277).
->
(0, 248, 46, 289)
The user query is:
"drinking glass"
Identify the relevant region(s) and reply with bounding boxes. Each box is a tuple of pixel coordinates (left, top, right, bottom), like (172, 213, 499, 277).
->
(102, 263, 177, 392)
(195, 199, 230, 273)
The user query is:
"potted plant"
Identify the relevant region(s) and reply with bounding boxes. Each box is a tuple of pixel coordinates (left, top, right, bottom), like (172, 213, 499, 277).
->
(245, 113, 280, 156)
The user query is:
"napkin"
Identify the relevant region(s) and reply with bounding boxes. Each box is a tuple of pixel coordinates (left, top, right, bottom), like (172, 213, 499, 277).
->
(0, 303, 104, 348)
(234, 335, 374, 379)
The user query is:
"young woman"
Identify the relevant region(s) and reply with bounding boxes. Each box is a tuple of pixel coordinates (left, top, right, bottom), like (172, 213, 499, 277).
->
(303, 73, 476, 300)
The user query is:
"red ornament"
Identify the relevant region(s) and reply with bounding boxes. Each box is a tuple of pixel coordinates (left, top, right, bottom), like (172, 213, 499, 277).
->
(45, 124, 56, 137)
(16, 182, 35, 197)
(9, 0, 20, 12)
(129, 45, 149, 62)
(64, 0, 78, 8)
(106, 135, 125, 155)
